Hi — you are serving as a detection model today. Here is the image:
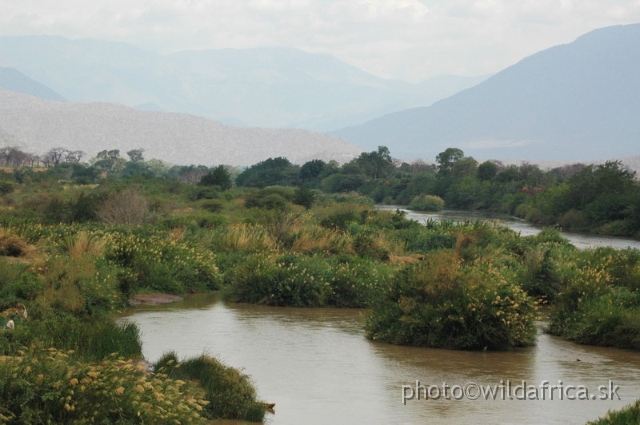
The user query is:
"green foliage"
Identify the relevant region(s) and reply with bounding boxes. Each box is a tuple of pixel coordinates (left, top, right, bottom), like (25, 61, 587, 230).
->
(0, 346, 208, 424)
(587, 399, 640, 425)
(199, 199, 224, 213)
(354, 146, 394, 179)
(155, 352, 266, 422)
(436, 147, 465, 174)
(0, 259, 42, 301)
(405, 230, 457, 253)
(199, 165, 232, 191)
(325, 256, 394, 307)
(0, 181, 15, 195)
(106, 230, 222, 296)
(321, 173, 365, 193)
(409, 194, 445, 211)
(293, 186, 316, 209)
(235, 157, 299, 188)
(477, 161, 498, 181)
(6, 316, 143, 361)
(299, 159, 326, 187)
(548, 248, 640, 349)
(243, 186, 294, 211)
(223, 254, 330, 307)
(366, 250, 537, 350)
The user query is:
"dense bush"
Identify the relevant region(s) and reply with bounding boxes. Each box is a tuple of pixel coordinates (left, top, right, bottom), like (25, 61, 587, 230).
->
(409, 194, 445, 211)
(366, 249, 538, 351)
(155, 352, 266, 422)
(223, 254, 330, 306)
(548, 248, 640, 349)
(0, 347, 208, 424)
(106, 230, 222, 295)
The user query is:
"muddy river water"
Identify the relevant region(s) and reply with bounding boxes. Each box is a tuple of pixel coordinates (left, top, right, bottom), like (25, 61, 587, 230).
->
(120, 210, 640, 425)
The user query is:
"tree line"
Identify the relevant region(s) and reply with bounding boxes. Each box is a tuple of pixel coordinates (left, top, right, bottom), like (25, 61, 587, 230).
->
(1, 144, 639, 237)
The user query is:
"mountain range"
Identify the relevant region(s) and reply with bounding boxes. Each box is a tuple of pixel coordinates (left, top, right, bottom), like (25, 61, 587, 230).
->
(0, 36, 486, 131)
(0, 88, 362, 166)
(1, 24, 639, 165)
(332, 24, 640, 162)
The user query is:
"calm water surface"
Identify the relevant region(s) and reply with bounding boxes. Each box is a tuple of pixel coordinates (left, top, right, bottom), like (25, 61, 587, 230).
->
(121, 294, 640, 425)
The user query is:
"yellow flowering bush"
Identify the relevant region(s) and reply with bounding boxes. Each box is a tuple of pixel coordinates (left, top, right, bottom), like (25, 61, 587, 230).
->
(365, 250, 537, 350)
(0, 347, 209, 424)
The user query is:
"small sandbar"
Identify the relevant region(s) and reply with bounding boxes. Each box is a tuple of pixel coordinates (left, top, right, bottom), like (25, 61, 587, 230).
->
(129, 293, 184, 305)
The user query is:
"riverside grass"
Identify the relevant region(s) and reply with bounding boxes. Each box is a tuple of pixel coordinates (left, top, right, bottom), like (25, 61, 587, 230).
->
(2, 180, 640, 423)
(587, 400, 640, 425)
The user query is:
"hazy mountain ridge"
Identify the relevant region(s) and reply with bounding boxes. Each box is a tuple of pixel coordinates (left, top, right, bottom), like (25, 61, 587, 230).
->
(0, 88, 362, 166)
(332, 24, 640, 162)
(0, 36, 486, 131)
(0, 67, 66, 101)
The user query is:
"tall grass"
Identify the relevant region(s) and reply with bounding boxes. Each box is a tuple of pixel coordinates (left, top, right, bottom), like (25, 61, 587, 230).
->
(4, 315, 142, 361)
(548, 248, 640, 349)
(155, 352, 266, 422)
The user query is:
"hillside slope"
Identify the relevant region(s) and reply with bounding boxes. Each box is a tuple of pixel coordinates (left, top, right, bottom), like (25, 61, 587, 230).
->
(333, 24, 640, 162)
(0, 89, 362, 166)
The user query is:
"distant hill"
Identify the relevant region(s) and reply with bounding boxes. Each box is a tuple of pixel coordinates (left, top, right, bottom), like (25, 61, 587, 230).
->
(0, 67, 65, 101)
(0, 35, 486, 130)
(0, 89, 362, 166)
(332, 24, 640, 162)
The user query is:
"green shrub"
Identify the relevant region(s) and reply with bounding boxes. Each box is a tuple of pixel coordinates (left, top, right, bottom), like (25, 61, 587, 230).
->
(199, 199, 224, 213)
(326, 257, 394, 307)
(517, 245, 563, 300)
(106, 231, 222, 295)
(548, 248, 640, 349)
(0, 181, 15, 195)
(223, 254, 330, 307)
(0, 346, 207, 424)
(366, 251, 537, 350)
(406, 231, 457, 253)
(155, 352, 266, 422)
(408, 194, 445, 211)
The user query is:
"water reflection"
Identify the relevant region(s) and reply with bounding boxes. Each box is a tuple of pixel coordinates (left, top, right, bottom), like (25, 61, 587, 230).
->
(377, 206, 640, 250)
(120, 294, 640, 425)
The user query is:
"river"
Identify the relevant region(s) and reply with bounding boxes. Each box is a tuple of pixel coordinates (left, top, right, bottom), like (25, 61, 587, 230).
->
(120, 211, 640, 425)
(377, 206, 640, 251)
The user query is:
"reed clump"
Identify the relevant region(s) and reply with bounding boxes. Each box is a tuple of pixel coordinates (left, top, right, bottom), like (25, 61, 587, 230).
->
(155, 351, 267, 422)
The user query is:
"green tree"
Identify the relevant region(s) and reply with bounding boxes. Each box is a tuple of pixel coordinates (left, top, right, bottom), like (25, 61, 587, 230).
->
(235, 157, 299, 188)
(477, 161, 498, 181)
(93, 149, 125, 172)
(300, 159, 325, 181)
(356, 146, 394, 179)
(126, 149, 145, 163)
(293, 186, 316, 209)
(199, 165, 232, 191)
(435, 148, 464, 175)
(451, 157, 478, 179)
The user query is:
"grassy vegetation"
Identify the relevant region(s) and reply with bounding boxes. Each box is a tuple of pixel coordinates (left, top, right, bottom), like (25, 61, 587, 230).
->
(587, 400, 640, 425)
(1, 147, 640, 422)
(547, 247, 640, 349)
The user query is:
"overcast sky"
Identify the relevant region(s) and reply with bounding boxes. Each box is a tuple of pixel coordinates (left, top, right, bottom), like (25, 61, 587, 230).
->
(1, 0, 639, 82)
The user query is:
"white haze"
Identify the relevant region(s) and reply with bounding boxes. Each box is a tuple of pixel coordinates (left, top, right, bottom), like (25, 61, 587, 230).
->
(1, 0, 640, 82)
